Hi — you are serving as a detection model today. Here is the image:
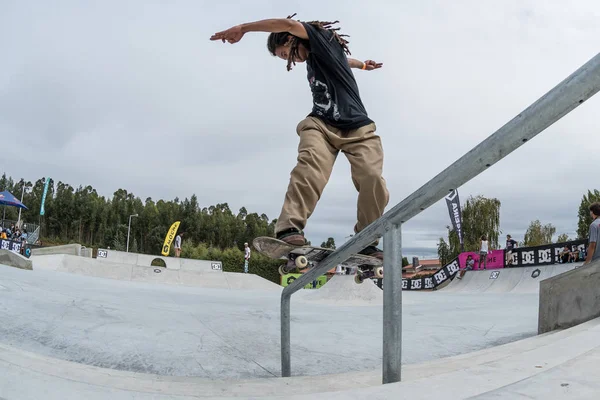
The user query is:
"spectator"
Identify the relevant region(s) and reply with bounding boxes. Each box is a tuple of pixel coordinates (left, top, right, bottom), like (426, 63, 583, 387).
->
(0, 228, 6, 240)
(459, 255, 475, 279)
(244, 242, 251, 273)
(505, 234, 518, 267)
(174, 232, 183, 258)
(583, 202, 600, 265)
(479, 235, 489, 270)
(559, 245, 571, 263)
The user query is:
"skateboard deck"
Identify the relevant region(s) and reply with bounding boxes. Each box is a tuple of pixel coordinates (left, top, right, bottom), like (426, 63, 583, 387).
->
(253, 236, 383, 283)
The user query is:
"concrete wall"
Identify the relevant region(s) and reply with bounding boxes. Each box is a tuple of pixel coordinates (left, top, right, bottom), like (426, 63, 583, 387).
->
(538, 259, 600, 334)
(31, 244, 84, 257)
(95, 248, 222, 272)
(31, 254, 279, 290)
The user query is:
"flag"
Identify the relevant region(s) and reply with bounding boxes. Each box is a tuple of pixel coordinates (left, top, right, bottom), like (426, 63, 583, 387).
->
(40, 177, 50, 216)
(445, 189, 464, 251)
(161, 221, 180, 256)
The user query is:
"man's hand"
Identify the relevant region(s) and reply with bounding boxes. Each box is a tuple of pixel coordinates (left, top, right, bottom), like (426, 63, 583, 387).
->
(210, 25, 245, 44)
(348, 58, 383, 70)
(363, 60, 383, 70)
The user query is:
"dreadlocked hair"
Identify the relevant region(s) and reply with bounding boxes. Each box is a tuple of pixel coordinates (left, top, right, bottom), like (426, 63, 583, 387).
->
(267, 13, 351, 71)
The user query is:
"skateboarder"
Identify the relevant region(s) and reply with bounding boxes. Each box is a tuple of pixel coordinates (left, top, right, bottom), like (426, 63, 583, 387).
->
(211, 14, 389, 260)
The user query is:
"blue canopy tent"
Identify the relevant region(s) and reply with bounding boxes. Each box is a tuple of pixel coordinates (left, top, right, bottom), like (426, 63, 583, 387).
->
(0, 190, 28, 226)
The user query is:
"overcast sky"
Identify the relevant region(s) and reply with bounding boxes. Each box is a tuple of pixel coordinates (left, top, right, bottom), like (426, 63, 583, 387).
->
(1, 1, 599, 259)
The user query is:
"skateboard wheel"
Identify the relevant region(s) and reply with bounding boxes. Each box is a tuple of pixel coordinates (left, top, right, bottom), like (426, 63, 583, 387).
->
(278, 265, 287, 275)
(354, 274, 364, 284)
(295, 255, 308, 269)
(374, 267, 383, 279)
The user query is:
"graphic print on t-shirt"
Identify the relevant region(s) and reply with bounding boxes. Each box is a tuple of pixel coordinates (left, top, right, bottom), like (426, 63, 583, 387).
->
(308, 73, 340, 121)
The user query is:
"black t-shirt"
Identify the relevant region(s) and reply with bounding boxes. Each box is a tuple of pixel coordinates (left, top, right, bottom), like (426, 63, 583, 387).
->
(506, 239, 517, 250)
(301, 22, 373, 130)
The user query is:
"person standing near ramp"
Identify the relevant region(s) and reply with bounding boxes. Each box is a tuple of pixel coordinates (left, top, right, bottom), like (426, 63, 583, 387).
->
(244, 242, 251, 273)
(583, 202, 600, 265)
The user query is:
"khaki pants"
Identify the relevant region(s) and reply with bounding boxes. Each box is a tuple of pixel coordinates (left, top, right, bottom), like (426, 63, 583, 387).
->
(275, 116, 389, 236)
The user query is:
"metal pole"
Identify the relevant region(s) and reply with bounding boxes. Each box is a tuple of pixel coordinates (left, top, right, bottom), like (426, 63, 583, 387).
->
(127, 215, 132, 252)
(281, 293, 292, 377)
(382, 223, 402, 384)
(17, 184, 25, 226)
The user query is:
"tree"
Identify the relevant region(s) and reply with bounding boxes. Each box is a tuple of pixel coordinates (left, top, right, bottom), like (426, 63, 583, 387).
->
(438, 195, 501, 261)
(556, 233, 570, 243)
(523, 220, 556, 247)
(437, 238, 452, 266)
(320, 237, 336, 249)
(577, 189, 600, 239)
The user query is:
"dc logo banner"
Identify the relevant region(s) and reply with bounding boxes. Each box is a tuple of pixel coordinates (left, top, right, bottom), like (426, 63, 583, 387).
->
(511, 239, 588, 267)
(401, 257, 459, 290)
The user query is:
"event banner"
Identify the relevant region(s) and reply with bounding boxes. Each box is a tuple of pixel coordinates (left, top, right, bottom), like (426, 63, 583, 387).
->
(0, 238, 30, 258)
(402, 258, 460, 290)
(458, 250, 505, 270)
(281, 273, 327, 289)
(161, 221, 180, 256)
(40, 177, 50, 216)
(508, 239, 588, 267)
(445, 189, 464, 250)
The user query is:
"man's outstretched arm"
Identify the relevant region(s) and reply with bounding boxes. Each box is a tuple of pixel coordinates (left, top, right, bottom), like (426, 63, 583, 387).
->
(347, 58, 383, 71)
(210, 19, 308, 44)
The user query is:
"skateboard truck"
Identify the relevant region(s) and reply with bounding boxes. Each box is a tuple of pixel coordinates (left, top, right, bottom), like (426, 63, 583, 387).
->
(355, 265, 384, 284)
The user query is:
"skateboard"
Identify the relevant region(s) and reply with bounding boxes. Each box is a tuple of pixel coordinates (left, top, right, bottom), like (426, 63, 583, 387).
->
(252, 236, 383, 284)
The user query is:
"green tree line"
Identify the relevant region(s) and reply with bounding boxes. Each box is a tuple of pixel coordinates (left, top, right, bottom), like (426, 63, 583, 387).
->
(0, 173, 290, 283)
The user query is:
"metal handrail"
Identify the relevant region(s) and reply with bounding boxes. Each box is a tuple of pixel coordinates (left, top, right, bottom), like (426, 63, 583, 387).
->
(280, 52, 600, 382)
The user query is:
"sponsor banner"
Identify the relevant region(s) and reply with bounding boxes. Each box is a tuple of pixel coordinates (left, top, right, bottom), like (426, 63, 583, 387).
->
(281, 273, 327, 289)
(40, 177, 51, 216)
(445, 189, 464, 250)
(458, 250, 505, 270)
(0, 238, 30, 258)
(161, 221, 180, 256)
(509, 239, 588, 267)
(402, 258, 460, 290)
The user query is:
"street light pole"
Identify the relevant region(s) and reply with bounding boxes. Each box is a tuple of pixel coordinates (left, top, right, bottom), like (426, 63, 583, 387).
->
(126, 214, 138, 252)
(17, 184, 30, 227)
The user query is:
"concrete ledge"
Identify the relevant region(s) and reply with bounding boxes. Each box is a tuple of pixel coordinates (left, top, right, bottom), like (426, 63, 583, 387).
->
(538, 259, 600, 334)
(0, 249, 33, 270)
(31, 244, 83, 257)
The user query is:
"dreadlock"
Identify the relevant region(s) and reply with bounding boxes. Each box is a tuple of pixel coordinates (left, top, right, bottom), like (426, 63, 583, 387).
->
(267, 13, 351, 71)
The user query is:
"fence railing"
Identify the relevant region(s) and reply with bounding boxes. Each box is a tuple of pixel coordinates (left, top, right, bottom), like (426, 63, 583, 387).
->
(279, 52, 600, 383)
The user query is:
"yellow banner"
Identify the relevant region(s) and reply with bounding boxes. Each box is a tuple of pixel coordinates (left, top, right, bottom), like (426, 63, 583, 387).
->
(161, 221, 180, 256)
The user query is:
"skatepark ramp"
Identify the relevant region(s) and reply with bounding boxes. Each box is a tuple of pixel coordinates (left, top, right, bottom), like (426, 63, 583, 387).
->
(298, 274, 383, 306)
(277, 52, 600, 382)
(95, 248, 222, 272)
(441, 263, 581, 294)
(31, 254, 280, 291)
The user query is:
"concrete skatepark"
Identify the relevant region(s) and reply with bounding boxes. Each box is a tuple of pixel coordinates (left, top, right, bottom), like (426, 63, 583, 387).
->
(0, 245, 599, 399)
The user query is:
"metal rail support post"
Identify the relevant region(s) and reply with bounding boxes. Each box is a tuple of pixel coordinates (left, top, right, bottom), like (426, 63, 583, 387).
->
(382, 223, 402, 383)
